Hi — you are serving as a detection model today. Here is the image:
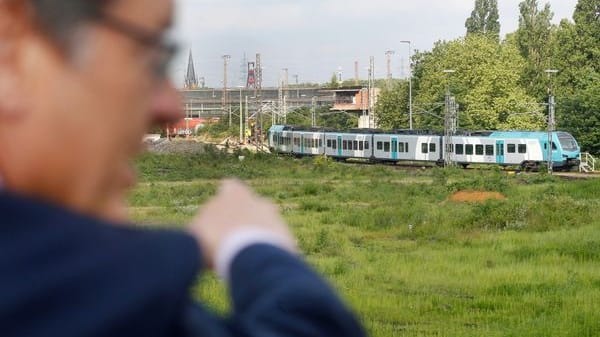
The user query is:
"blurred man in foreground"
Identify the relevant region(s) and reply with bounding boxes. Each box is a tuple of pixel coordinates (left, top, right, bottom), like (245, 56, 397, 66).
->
(0, 0, 366, 336)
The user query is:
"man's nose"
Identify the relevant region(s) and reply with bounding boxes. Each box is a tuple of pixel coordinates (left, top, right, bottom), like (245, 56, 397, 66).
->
(150, 81, 184, 126)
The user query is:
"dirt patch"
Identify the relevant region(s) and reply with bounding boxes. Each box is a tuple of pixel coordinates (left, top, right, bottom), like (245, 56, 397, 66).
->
(450, 191, 506, 203)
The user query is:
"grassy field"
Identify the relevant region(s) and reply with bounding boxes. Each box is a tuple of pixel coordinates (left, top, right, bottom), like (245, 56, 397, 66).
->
(131, 149, 600, 337)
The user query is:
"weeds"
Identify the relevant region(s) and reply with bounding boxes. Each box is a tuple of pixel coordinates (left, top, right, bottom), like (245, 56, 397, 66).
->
(131, 152, 600, 337)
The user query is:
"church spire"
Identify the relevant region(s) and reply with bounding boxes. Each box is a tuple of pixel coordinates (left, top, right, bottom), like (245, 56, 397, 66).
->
(184, 50, 198, 89)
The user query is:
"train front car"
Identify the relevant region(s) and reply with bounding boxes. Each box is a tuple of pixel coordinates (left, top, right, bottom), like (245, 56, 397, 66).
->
(554, 131, 581, 170)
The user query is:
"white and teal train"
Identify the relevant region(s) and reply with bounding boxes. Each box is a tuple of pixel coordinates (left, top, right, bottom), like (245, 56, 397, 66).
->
(268, 125, 581, 170)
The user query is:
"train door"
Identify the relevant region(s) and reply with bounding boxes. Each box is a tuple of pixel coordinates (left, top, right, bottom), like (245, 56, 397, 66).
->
(337, 135, 343, 157)
(496, 140, 505, 164)
(391, 138, 398, 160)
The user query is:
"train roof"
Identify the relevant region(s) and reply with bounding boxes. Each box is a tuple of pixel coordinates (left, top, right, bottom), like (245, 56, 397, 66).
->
(270, 125, 576, 140)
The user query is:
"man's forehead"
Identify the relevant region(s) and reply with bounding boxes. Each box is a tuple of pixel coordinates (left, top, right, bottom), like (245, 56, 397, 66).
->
(107, 0, 174, 30)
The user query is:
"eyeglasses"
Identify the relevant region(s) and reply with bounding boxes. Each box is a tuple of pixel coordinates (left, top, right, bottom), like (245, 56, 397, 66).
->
(93, 12, 178, 79)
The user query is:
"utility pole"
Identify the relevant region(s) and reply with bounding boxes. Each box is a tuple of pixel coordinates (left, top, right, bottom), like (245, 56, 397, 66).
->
(283, 95, 288, 125)
(368, 56, 375, 128)
(222, 55, 231, 127)
(311, 96, 317, 127)
(443, 70, 457, 167)
(293, 74, 299, 98)
(255, 53, 263, 146)
(282, 68, 289, 124)
(385, 50, 395, 89)
(354, 61, 360, 86)
(545, 69, 559, 175)
(278, 81, 283, 125)
(239, 87, 243, 143)
(244, 95, 249, 143)
(400, 40, 413, 130)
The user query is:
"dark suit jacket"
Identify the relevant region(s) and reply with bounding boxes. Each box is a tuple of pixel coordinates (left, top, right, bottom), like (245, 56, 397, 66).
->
(0, 192, 365, 337)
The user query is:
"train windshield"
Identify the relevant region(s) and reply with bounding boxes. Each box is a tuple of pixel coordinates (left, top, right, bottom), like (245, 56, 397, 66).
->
(558, 133, 578, 151)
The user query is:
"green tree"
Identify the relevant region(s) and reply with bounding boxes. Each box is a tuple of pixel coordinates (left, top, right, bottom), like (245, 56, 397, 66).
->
(375, 81, 410, 129)
(413, 35, 544, 131)
(465, 0, 501, 40)
(559, 73, 600, 153)
(326, 73, 339, 88)
(286, 107, 312, 126)
(515, 0, 555, 100)
(318, 111, 359, 131)
(553, 0, 600, 152)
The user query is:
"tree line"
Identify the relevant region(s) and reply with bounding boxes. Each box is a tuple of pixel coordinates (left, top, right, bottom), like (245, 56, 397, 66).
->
(375, 0, 600, 153)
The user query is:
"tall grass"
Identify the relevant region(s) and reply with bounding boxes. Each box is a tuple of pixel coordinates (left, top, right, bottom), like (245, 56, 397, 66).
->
(131, 152, 600, 337)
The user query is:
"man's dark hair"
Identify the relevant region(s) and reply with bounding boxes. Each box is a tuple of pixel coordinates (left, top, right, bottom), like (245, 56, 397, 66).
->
(30, 0, 112, 44)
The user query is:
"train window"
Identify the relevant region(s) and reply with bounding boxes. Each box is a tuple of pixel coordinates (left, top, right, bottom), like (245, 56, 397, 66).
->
(365, 142, 369, 150)
(343, 140, 348, 150)
(456, 144, 464, 155)
(399, 142, 405, 153)
(518, 144, 527, 153)
(507, 144, 516, 153)
(446, 144, 454, 153)
(319, 139, 323, 148)
(552, 142, 557, 150)
(466, 144, 474, 155)
(359, 141, 364, 151)
(332, 140, 337, 149)
(430, 143, 436, 152)
(476, 145, 484, 155)
(405, 143, 409, 153)
(348, 141, 353, 150)
(421, 143, 428, 154)
(353, 141, 358, 150)
(384, 142, 390, 152)
(485, 145, 494, 156)
(377, 142, 383, 150)
(327, 139, 332, 148)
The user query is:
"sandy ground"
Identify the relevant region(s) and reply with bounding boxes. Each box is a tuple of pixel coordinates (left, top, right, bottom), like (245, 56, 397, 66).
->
(449, 191, 507, 203)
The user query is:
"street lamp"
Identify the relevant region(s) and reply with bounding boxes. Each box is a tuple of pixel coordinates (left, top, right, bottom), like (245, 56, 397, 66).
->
(400, 40, 413, 130)
(545, 69, 559, 175)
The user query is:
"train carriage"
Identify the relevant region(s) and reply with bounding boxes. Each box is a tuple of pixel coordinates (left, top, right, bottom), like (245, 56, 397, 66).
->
(268, 125, 581, 171)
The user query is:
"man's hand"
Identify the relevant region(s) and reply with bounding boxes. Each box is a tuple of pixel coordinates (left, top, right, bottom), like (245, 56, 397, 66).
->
(189, 179, 296, 270)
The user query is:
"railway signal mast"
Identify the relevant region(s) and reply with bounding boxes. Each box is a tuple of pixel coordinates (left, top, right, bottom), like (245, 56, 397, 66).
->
(546, 69, 559, 175)
(443, 70, 457, 167)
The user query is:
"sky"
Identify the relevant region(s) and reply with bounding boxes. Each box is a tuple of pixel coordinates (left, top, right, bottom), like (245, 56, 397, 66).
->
(171, 0, 579, 88)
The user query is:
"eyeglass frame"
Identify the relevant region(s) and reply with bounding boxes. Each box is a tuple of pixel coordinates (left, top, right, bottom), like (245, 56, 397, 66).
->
(92, 11, 178, 79)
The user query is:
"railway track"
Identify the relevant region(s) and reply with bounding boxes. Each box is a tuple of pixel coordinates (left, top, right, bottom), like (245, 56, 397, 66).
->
(338, 158, 599, 179)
